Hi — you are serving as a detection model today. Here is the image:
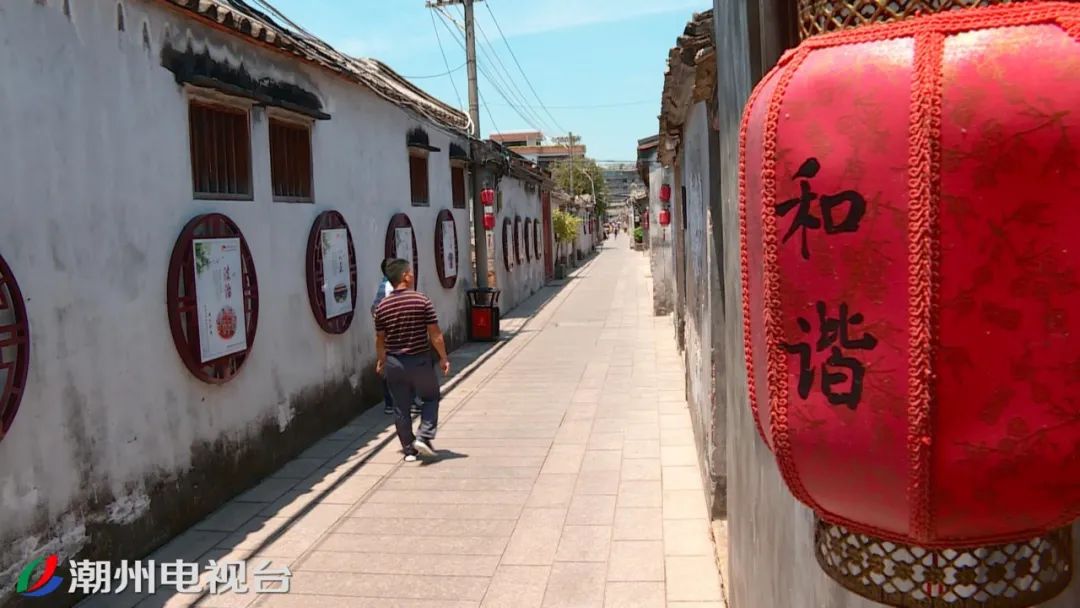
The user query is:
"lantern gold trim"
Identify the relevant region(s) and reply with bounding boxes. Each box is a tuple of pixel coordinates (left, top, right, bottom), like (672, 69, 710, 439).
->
(814, 518, 1073, 607)
(796, 0, 1023, 40)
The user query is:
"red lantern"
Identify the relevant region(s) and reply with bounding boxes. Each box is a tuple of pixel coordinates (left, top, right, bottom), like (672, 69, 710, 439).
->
(482, 212, 496, 231)
(658, 209, 671, 226)
(659, 184, 672, 203)
(740, 4, 1080, 605)
(481, 188, 495, 206)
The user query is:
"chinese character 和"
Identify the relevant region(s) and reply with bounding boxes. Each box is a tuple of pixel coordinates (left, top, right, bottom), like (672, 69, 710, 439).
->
(775, 158, 866, 260)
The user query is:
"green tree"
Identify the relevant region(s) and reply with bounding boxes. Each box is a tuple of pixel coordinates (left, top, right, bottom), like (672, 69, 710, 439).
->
(550, 157, 609, 218)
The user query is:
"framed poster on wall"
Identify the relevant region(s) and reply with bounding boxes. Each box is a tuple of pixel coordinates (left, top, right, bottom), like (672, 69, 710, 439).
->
(193, 237, 248, 363)
(305, 210, 358, 334)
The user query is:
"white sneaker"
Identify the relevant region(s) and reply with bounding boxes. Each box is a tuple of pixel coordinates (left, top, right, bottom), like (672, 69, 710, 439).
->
(413, 439, 435, 458)
(404, 454, 418, 463)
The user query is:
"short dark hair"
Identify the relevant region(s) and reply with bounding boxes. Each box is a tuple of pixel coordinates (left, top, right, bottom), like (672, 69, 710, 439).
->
(385, 258, 411, 286)
(380, 258, 394, 277)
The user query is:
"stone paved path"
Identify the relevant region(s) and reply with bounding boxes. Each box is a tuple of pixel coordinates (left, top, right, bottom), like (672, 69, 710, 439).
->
(84, 237, 724, 608)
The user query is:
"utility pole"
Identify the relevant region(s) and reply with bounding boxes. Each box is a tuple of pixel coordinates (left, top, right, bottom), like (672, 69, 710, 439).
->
(427, 0, 489, 288)
(568, 131, 575, 202)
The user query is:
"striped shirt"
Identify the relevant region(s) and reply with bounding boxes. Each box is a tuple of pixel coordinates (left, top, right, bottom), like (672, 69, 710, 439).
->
(374, 290, 438, 355)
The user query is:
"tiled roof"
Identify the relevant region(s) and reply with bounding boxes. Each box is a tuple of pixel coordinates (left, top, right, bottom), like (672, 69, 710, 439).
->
(160, 0, 470, 134)
(658, 9, 716, 165)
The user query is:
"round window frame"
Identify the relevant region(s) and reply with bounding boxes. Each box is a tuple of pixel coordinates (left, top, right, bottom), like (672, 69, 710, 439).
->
(0, 252, 30, 442)
(166, 213, 260, 385)
(384, 213, 420, 285)
(434, 209, 459, 289)
(305, 210, 358, 334)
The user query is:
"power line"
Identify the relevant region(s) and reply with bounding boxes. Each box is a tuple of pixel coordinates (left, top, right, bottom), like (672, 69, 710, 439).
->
(472, 12, 556, 134)
(437, 7, 551, 134)
(434, 9, 546, 134)
(489, 100, 656, 110)
(429, 9, 465, 111)
(483, 1, 567, 133)
(401, 61, 467, 80)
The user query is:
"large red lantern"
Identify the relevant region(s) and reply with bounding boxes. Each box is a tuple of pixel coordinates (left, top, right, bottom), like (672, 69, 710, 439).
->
(740, 3, 1080, 605)
(658, 208, 671, 227)
(659, 183, 672, 203)
(481, 188, 495, 206)
(483, 212, 496, 231)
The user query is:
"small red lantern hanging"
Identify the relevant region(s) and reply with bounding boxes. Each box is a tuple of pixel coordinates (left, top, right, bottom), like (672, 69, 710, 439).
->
(483, 212, 496, 231)
(658, 208, 671, 227)
(481, 188, 496, 206)
(740, 3, 1080, 606)
(659, 184, 672, 203)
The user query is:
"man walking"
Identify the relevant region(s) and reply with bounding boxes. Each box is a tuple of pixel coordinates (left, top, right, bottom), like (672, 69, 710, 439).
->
(374, 259, 450, 461)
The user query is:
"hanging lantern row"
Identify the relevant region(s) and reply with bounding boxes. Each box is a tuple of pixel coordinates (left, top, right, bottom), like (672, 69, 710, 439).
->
(658, 208, 671, 227)
(739, 2, 1080, 607)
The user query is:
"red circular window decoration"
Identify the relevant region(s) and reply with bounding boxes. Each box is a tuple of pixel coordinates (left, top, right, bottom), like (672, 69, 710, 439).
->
(502, 217, 512, 272)
(166, 213, 259, 384)
(0, 252, 30, 441)
(384, 213, 419, 285)
(305, 211, 358, 334)
(524, 219, 532, 262)
(533, 219, 542, 260)
(513, 216, 522, 265)
(434, 209, 459, 289)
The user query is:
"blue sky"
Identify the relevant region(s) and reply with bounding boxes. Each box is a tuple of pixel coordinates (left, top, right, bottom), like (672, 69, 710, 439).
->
(268, 0, 712, 162)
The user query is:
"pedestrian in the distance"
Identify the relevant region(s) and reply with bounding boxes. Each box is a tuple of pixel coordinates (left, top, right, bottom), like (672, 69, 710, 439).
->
(374, 258, 450, 461)
(371, 258, 396, 415)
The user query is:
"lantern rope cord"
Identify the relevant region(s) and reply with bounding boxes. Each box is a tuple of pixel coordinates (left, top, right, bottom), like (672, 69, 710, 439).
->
(906, 30, 945, 544)
(738, 66, 778, 447)
(760, 45, 823, 512)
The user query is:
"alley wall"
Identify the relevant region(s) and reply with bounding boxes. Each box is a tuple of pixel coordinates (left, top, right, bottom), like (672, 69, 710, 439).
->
(492, 177, 546, 314)
(0, 1, 472, 601)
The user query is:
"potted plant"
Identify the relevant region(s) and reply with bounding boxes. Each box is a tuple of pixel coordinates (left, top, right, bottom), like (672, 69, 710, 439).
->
(552, 209, 580, 278)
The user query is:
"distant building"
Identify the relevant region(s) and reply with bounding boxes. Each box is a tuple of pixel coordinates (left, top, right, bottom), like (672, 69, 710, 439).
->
(490, 131, 586, 169)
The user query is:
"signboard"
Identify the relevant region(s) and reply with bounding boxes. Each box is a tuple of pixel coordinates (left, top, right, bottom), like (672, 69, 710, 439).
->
(193, 238, 247, 363)
(442, 220, 457, 278)
(320, 228, 352, 319)
(395, 227, 414, 267)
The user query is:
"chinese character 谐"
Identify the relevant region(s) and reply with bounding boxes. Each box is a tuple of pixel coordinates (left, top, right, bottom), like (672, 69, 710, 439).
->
(783, 301, 878, 410)
(68, 560, 112, 595)
(775, 158, 866, 260)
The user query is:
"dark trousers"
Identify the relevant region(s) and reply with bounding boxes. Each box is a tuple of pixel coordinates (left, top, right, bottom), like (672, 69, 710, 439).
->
(382, 377, 395, 411)
(385, 352, 440, 453)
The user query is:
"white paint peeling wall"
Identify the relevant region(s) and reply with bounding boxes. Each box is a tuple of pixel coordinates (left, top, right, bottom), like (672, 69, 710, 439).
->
(492, 178, 546, 314)
(648, 163, 675, 315)
(679, 102, 721, 512)
(0, 0, 472, 590)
